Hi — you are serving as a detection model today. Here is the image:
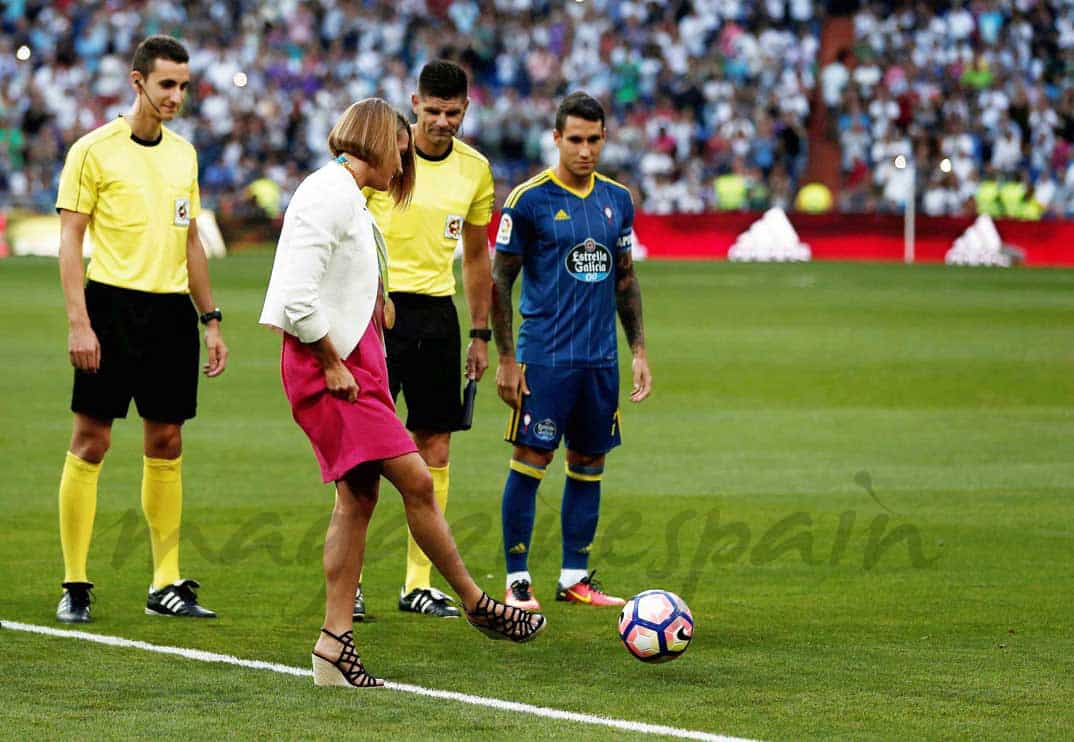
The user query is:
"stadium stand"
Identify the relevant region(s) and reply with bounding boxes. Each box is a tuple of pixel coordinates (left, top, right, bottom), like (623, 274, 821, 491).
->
(1, 1, 1072, 220)
(829, 0, 1074, 219)
(0, 0, 818, 224)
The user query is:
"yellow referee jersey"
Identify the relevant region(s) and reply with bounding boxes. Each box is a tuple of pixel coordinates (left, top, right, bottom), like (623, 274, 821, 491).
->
(56, 116, 201, 295)
(366, 137, 494, 297)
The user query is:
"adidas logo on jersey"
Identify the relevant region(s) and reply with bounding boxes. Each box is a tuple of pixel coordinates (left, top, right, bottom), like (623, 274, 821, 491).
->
(554, 209, 571, 221)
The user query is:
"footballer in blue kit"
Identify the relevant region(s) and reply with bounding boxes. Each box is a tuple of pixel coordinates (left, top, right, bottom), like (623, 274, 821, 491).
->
(491, 92, 652, 611)
(496, 168, 634, 370)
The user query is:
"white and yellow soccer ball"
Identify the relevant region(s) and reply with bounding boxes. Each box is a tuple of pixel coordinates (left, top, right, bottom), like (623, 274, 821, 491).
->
(617, 589, 694, 663)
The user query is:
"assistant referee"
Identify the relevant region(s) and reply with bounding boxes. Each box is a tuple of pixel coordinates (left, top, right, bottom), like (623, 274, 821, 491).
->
(364, 60, 494, 619)
(53, 35, 227, 623)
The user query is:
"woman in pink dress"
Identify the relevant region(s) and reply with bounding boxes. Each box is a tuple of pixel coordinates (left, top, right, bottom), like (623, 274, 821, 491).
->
(261, 98, 545, 689)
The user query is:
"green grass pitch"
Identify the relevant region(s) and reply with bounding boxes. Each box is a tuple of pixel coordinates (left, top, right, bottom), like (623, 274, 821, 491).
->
(1, 254, 1072, 740)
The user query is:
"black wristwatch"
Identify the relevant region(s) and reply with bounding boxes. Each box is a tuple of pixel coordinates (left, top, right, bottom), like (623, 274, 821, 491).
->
(199, 308, 223, 325)
(469, 328, 492, 341)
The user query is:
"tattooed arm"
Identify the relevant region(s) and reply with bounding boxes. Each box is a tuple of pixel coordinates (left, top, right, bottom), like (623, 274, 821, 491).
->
(491, 251, 528, 407)
(615, 250, 651, 402)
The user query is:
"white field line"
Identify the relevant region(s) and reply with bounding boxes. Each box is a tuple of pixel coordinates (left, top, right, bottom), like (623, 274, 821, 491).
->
(2, 620, 756, 742)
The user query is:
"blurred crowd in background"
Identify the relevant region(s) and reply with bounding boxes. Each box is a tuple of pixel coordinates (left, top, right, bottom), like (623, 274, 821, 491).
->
(2, 0, 1074, 224)
(830, 0, 1074, 220)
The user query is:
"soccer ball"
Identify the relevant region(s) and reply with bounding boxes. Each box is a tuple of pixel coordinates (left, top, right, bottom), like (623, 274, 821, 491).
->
(617, 589, 694, 663)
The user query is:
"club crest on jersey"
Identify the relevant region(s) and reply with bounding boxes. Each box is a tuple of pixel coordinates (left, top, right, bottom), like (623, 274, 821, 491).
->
(444, 214, 464, 240)
(174, 198, 190, 227)
(565, 238, 612, 283)
(496, 214, 513, 245)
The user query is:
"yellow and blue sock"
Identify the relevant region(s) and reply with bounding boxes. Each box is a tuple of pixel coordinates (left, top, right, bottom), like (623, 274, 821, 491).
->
(561, 462, 603, 574)
(502, 459, 545, 574)
(59, 451, 102, 584)
(142, 455, 183, 590)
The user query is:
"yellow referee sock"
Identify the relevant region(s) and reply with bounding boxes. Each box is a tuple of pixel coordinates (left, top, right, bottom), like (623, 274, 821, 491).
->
(59, 451, 101, 584)
(404, 464, 449, 594)
(142, 455, 183, 590)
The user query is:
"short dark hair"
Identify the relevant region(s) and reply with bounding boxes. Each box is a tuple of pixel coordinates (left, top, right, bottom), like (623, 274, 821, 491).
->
(555, 92, 605, 132)
(131, 35, 189, 77)
(418, 60, 468, 100)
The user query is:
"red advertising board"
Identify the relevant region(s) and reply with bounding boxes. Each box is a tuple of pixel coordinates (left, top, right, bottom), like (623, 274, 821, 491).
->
(489, 211, 1074, 266)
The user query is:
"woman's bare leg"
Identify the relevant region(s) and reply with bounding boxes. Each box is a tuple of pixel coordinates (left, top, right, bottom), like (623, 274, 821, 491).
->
(314, 461, 379, 661)
(381, 452, 483, 611)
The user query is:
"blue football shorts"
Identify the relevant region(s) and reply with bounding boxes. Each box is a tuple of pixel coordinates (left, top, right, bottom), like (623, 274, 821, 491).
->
(504, 362, 622, 455)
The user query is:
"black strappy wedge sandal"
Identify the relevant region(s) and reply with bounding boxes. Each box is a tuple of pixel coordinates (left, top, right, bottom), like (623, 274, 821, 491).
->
(465, 592, 547, 643)
(311, 628, 384, 688)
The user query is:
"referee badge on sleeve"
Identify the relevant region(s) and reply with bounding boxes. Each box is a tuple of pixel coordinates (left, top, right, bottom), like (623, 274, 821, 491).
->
(174, 198, 191, 227)
(444, 214, 464, 240)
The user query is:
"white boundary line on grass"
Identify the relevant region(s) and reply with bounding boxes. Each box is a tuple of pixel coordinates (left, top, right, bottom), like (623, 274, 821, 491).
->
(3, 620, 756, 742)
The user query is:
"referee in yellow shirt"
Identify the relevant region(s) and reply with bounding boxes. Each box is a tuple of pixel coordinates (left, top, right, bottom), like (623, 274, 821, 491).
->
(53, 35, 228, 623)
(364, 60, 494, 619)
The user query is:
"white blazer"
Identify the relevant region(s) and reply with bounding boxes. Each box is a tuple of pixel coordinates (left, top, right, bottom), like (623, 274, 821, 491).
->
(260, 161, 380, 359)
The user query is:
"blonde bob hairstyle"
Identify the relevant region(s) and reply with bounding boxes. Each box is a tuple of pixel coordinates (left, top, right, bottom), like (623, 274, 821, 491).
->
(328, 98, 415, 207)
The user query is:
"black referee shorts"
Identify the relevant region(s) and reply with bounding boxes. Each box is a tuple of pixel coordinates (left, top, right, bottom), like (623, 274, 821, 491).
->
(384, 292, 463, 433)
(71, 280, 200, 423)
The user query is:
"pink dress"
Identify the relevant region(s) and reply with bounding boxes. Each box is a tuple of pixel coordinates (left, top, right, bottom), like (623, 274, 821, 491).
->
(281, 296, 416, 483)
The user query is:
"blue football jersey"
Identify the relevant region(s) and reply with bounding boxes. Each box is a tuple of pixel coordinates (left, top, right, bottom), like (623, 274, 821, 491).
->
(495, 169, 635, 368)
